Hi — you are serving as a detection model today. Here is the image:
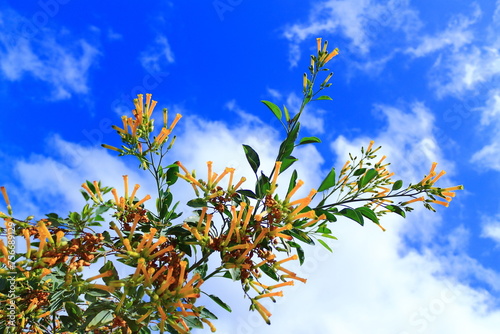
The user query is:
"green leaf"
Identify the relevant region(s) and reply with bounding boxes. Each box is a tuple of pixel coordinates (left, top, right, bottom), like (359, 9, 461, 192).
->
(353, 168, 367, 176)
(286, 228, 314, 245)
(287, 170, 298, 195)
(280, 156, 298, 173)
(283, 105, 290, 122)
(392, 180, 403, 191)
(256, 173, 270, 198)
(207, 294, 232, 312)
(200, 307, 218, 320)
(316, 225, 332, 234)
(165, 165, 179, 185)
(259, 263, 279, 281)
(355, 207, 379, 225)
(318, 168, 336, 192)
(184, 316, 203, 329)
(243, 144, 260, 173)
(315, 209, 337, 222)
(99, 261, 118, 284)
(385, 205, 406, 218)
(298, 136, 321, 145)
(316, 95, 333, 100)
(194, 263, 208, 278)
(339, 208, 364, 226)
(65, 301, 83, 318)
(278, 123, 300, 160)
(358, 168, 378, 189)
(261, 100, 282, 120)
(288, 241, 305, 265)
(187, 198, 207, 208)
(237, 189, 257, 199)
(318, 239, 333, 252)
(86, 310, 114, 330)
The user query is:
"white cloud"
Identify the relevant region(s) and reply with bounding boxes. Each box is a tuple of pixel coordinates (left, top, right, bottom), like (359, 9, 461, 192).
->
(405, 5, 480, 57)
(469, 90, 500, 171)
(482, 216, 500, 244)
(494, 0, 500, 24)
(139, 35, 175, 71)
(0, 9, 100, 100)
(13, 135, 153, 216)
(283, 0, 421, 67)
(471, 141, 500, 171)
(429, 45, 500, 98)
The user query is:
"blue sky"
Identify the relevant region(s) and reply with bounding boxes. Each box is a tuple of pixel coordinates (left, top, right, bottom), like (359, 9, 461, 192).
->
(1, 0, 500, 333)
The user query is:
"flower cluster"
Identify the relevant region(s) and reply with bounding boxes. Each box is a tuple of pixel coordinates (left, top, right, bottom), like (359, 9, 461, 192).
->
(177, 160, 325, 323)
(102, 93, 182, 162)
(0, 39, 464, 334)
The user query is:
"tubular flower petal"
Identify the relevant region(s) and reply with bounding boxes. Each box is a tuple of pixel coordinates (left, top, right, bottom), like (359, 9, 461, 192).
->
(323, 48, 339, 63)
(431, 200, 449, 207)
(86, 270, 113, 282)
(366, 140, 374, 153)
(442, 185, 464, 192)
(133, 194, 151, 208)
(204, 213, 213, 237)
(253, 300, 271, 325)
(254, 291, 284, 300)
(269, 161, 282, 194)
(286, 180, 304, 201)
(430, 170, 446, 184)
(316, 37, 322, 53)
(88, 284, 115, 293)
(136, 309, 154, 323)
(102, 144, 122, 152)
(168, 113, 182, 131)
(275, 254, 298, 266)
(401, 196, 425, 205)
(202, 318, 217, 332)
(81, 183, 99, 203)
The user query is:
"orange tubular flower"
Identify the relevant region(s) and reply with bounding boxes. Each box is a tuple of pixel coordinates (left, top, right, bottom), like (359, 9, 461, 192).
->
(0, 240, 9, 265)
(442, 185, 464, 192)
(286, 180, 305, 201)
(402, 196, 425, 205)
(232, 176, 247, 191)
(123, 175, 129, 199)
(204, 213, 213, 237)
(81, 183, 99, 203)
(431, 200, 449, 207)
(323, 48, 339, 64)
(366, 140, 374, 153)
(136, 309, 154, 323)
(254, 291, 284, 300)
(269, 161, 282, 194)
(168, 113, 182, 131)
(275, 254, 298, 266)
(0, 186, 11, 207)
(133, 194, 152, 208)
(253, 300, 271, 325)
(23, 228, 32, 258)
(37, 311, 51, 319)
(430, 170, 446, 184)
(86, 270, 114, 282)
(88, 284, 115, 293)
(201, 318, 217, 332)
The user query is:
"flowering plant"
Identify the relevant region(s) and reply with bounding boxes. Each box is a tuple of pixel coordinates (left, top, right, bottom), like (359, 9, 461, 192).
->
(0, 39, 462, 334)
